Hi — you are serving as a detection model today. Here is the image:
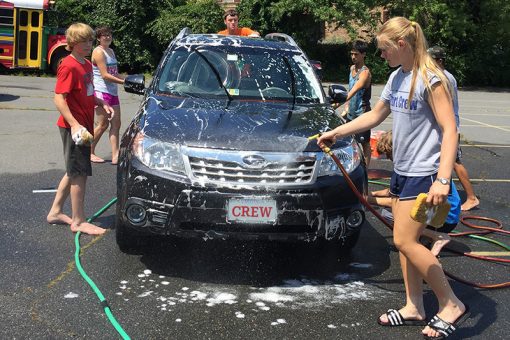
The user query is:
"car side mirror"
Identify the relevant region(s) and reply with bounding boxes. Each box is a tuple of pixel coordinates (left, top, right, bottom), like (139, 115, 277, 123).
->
(328, 84, 348, 104)
(124, 74, 146, 95)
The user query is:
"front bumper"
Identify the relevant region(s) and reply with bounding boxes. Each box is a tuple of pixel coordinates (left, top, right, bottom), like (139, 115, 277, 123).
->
(117, 158, 367, 242)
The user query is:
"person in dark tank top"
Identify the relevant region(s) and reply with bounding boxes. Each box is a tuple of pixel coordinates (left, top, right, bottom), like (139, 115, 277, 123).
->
(340, 40, 373, 166)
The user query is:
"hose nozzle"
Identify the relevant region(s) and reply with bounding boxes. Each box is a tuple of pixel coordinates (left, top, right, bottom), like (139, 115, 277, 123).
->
(308, 133, 321, 141)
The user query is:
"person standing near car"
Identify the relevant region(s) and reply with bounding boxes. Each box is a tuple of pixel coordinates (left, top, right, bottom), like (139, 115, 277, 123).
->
(46, 23, 113, 235)
(341, 40, 372, 166)
(428, 45, 479, 211)
(90, 26, 125, 165)
(217, 9, 260, 37)
(318, 17, 468, 339)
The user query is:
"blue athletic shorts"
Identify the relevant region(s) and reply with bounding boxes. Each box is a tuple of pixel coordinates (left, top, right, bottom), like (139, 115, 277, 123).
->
(389, 172, 437, 201)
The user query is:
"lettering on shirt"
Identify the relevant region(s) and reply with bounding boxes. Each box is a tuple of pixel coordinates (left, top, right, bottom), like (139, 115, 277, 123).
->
(389, 94, 418, 111)
(106, 63, 118, 76)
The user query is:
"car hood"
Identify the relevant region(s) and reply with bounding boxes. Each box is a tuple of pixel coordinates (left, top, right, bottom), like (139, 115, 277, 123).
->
(137, 96, 348, 152)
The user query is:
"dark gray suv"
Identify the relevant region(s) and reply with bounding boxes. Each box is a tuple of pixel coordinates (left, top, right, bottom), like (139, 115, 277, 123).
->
(116, 29, 367, 252)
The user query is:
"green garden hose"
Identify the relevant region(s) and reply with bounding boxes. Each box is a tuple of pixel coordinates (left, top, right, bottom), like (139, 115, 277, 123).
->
(76, 197, 131, 340)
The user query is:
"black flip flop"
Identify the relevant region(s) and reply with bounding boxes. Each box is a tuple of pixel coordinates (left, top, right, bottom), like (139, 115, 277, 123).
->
(423, 305, 470, 339)
(378, 309, 427, 327)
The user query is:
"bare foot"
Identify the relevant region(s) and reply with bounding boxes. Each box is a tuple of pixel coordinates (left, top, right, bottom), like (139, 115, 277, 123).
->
(47, 212, 72, 225)
(371, 188, 390, 197)
(430, 234, 451, 256)
(70, 222, 106, 235)
(461, 196, 479, 211)
(111, 159, 118, 165)
(90, 154, 105, 163)
(422, 303, 466, 338)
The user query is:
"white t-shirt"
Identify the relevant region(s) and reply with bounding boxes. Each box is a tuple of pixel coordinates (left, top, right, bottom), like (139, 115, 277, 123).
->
(380, 67, 442, 176)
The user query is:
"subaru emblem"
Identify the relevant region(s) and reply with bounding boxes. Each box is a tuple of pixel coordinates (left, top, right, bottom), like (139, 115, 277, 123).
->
(242, 155, 267, 168)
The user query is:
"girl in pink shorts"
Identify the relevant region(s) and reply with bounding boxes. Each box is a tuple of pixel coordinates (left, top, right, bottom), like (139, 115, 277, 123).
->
(91, 26, 125, 164)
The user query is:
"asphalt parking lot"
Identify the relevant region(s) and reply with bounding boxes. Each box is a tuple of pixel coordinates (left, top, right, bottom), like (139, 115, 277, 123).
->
(0, 74, 509, 339)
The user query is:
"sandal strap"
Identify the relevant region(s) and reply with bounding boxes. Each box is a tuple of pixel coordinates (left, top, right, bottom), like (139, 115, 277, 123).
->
(428, 315, 456, 337)
(386, 309, 403, 326)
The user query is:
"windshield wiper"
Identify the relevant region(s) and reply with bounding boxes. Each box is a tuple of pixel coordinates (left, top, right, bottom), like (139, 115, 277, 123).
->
(191, 47, 233, 103)
(282, 55, 296, 111)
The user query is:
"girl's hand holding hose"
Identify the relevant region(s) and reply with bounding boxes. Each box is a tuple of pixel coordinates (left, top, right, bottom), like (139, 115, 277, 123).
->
(316, 130, 338, 148)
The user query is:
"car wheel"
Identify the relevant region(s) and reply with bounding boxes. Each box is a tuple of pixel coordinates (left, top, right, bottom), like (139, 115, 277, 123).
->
(50, 48, 70, 75)
(317, 229, 361, 256)
(340, 229, 361, 250)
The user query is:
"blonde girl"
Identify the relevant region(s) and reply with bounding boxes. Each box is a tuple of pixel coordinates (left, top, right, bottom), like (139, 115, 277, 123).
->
(318, 17, 467, 340)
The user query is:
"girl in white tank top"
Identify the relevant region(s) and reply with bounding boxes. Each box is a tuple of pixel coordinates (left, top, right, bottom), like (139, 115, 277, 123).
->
(90, 26, 125, 165)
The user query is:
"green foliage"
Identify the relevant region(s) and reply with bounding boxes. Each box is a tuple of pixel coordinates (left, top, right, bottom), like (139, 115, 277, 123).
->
(236, 0, 382, 83)
(237, 0, 378, 49)
(49, 0, 510, 86)
(379, 0, 510, 86)
(53, 0, 222, 72)
(54, 0, 170, 71)
(148, 0, 224, 54)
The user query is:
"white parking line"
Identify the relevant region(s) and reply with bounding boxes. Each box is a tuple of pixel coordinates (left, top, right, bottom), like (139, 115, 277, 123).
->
(460, 144, 510, 148)
(460, 117, 510, 132)
(33, 189, 57, 193)
(454, 179, 510, 183)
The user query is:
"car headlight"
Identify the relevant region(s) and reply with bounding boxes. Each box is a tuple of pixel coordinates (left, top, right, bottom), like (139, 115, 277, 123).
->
(132, 132, 185, 174)
(317, 140, 361, 176)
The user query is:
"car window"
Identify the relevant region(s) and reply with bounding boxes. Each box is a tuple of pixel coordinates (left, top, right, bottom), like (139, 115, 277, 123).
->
(156, 45, 324, 104)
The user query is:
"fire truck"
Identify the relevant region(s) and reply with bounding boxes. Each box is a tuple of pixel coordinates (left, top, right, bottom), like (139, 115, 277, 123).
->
(0, 0, 68, 74)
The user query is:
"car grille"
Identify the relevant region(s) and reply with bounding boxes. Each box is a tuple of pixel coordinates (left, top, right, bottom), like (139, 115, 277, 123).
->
(184, 147, 317, 187)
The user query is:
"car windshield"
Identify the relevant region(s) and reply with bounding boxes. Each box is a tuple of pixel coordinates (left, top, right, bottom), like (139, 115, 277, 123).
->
(156, 45, 324, 104)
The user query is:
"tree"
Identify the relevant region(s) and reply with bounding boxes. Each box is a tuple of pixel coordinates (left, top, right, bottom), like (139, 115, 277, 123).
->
(237, 0, 379, 48)
(378, 0, 510, 86)
(148, 0, 224, 55)
(54, 0, 171, 71)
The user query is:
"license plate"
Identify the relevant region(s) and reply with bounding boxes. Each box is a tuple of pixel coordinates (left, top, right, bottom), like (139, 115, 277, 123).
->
(227, 198, 277, 224)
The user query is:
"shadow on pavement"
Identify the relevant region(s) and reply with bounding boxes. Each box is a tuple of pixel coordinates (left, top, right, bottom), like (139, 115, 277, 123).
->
(0, 93, 19, 102)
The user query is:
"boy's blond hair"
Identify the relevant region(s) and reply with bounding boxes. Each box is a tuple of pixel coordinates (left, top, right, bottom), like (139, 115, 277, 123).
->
(65, 23, 94, 51)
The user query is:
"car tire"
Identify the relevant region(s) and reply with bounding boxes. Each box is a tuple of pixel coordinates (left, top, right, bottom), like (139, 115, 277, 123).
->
(50, 48, 70, 75)
(115, 223, 140, 253)
(340, 229, 361, 250)
(317, 229, 361, 256)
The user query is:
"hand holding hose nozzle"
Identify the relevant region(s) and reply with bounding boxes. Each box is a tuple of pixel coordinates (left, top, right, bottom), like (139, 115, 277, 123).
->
(309, 131, 338, 150)
(309, 132, 394, 230)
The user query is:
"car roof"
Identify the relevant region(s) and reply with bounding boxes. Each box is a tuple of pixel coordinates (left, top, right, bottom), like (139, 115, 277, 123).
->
(174, 34, 302, 53)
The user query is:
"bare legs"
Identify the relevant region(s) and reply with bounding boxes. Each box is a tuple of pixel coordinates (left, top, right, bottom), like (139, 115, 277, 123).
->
(47, 173, 105, 235)
(109, 105, 121, 164)
(379, 198, 465, 338)
(91, 105, 121, 164)
(47, 175, 72, 225)
(369, 189, 451, 256)
(454, 162, 479, 211)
